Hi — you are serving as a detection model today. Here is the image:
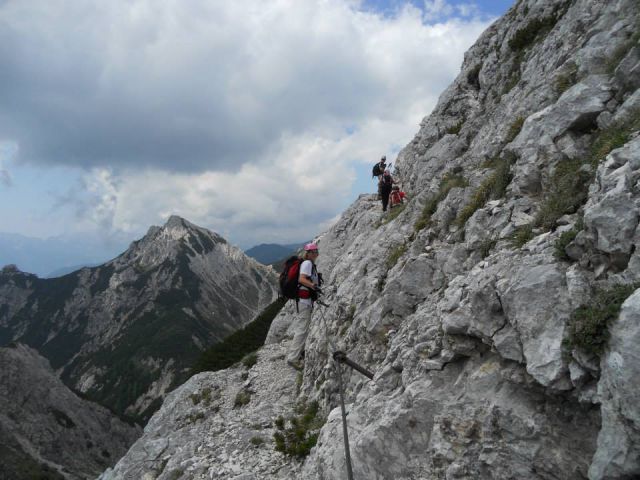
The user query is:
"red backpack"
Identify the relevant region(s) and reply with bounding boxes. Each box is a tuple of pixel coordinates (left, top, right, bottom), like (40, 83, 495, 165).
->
(279, 256, 303, 300)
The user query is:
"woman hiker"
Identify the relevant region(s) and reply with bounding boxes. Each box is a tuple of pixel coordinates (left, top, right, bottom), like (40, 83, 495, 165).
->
(287, 242, 321, 370)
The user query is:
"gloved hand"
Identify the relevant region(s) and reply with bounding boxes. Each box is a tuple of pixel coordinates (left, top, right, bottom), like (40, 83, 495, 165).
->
(314, 287, 324, 296)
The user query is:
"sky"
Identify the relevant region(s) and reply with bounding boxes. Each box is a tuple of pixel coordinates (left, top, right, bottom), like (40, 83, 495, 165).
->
(0, 0, 515, 255)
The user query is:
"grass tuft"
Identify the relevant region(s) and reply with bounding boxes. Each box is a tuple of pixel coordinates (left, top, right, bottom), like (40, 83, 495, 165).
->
(511, 224, 534, 248)
(506, 116, 525, 143)
(565, 284, 638, 356)
(414, 172, 468, 232)
(385, 244, 408, 271)
(446, 120, 465, 135)
(455, 155, 515, 228)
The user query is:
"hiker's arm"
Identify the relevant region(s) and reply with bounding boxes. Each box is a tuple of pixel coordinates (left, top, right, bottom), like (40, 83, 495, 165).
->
(299, 274, 317, 289)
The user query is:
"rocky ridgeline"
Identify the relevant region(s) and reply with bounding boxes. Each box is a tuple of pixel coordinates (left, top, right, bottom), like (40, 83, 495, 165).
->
(0, 344, 140, 479)
(100, 1, 640, 479)
(0, 215, 278, 422)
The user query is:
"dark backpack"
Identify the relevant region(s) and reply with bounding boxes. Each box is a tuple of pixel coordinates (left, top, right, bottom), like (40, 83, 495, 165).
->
(279, 256, 303, 300)
(382, 174, 393, 186)
(372, 163, 384, 177)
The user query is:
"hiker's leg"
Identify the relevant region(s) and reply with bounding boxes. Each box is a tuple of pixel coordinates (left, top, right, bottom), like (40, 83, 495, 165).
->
(382, 192, 389, 211)
(287, 304, 313, 362)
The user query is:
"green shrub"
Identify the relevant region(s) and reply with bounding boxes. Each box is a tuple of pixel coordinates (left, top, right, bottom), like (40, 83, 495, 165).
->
(414, 172, 468, 232)
(191, 298, 286, 375)
(446, 120, 464, 135)
(508, 12, 564, 52)
(242, 352, 258, 369)
(511, 224, 534, 248)
(167, 469, 184, 480)
(273, 401, 324, 458)
(455, 155, 515, 227)
(250, 436, 264, 447)
(234, 389, 251, 408)
(533, 156, 592, 231)
(565, 284, 638, 355)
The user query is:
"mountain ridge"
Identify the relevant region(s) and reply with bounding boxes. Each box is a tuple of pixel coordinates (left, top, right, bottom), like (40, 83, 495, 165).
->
(0, 215, 278, 423)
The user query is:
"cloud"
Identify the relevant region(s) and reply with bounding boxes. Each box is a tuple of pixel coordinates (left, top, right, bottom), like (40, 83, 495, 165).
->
(0, 170, 10, 187)
(0, 0, 492, 246)
(0, 141, 16, 187)
(0, 0, 488, 173)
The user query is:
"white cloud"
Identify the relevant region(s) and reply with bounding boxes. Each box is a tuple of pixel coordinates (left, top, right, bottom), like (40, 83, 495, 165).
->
(0, 0, 492, 246)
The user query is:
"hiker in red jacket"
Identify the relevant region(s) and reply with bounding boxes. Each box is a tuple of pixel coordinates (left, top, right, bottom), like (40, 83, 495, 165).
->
(389, 185, 406, 208)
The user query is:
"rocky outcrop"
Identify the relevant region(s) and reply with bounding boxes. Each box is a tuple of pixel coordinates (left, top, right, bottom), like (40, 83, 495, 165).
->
(0, 344, 139, 480)
(99, 0, 640, 479)
(0, 216, 278, 421)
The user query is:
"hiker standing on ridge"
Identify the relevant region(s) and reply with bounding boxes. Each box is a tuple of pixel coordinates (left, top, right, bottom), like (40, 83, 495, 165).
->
(380, 170, 394, 212)
(372, 155, 386, 180)
(287, 242, 321, 370)
(372, 156, 387, 199)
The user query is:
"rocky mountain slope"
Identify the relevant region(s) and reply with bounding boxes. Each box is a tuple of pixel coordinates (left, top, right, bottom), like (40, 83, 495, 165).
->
(0, 343, 140, 480)
(0, 216, 278, 422)
(98, 0, 640, 478)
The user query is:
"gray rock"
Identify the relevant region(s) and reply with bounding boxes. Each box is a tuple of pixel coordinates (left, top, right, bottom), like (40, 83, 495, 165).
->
(589, 290, 640, 479)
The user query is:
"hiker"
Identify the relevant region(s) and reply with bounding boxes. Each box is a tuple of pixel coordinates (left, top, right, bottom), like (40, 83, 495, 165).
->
(389, 185, 406, 208)
(380, 170, 394, 212)
(372, 155, 386, 180)
(286, 242, 321, 370)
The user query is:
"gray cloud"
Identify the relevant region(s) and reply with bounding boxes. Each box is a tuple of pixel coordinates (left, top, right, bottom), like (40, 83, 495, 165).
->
(0, 1, 406, 173)
(0, 169, 11, 187)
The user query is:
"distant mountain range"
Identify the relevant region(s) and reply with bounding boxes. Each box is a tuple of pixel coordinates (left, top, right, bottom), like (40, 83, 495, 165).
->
(0, 231, 129, 277)
(244, 242, 306, 265)
(0, 216, 278, 423)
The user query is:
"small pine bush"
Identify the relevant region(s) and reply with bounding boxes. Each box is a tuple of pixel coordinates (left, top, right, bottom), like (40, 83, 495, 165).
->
(242, 352, 258, 369)
(273, 401, 324, 458)
(234, 389, 251, 408)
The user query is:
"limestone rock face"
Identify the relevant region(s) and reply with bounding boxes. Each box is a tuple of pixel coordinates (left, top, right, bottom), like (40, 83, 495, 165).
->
(102, 1, 640, 479)
(0, 344, 140, 480)
(0, 216, 278, 421)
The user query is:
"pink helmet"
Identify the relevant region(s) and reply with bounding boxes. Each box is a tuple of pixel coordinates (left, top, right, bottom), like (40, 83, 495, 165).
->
(303, 242, 318, 251)
(383, 170, 390, 176)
